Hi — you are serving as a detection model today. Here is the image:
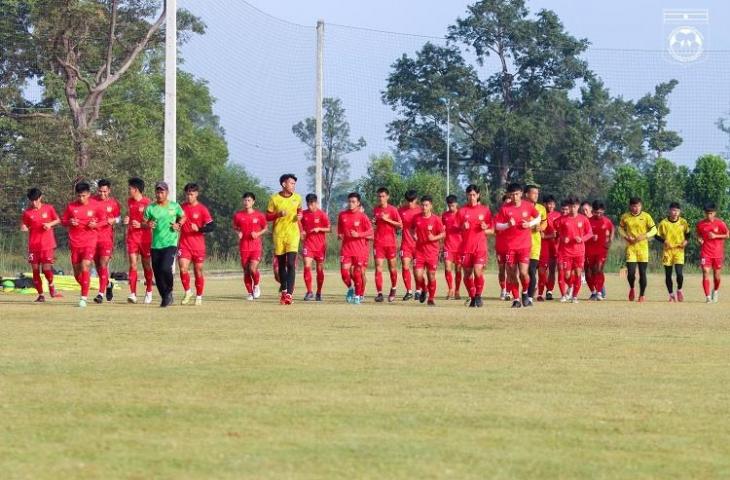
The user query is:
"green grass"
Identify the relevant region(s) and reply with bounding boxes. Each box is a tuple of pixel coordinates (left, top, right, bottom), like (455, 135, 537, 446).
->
(1, 273, 729, 479)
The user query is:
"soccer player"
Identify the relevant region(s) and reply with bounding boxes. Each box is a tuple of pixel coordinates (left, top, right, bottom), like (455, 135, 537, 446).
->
(178, 183, 215, 306)
(372, 187, 402, 302)
(441, 195, 463, 300)
(20, 188, 61, 302)
(618, 197, 657, 302)
(143, 181, 185, 308)
(62, 181, 104, 308)
(301, 193, 330, 301)
(554, 201, 571, 299)
(696, 203, 729, 303)
(267, 173, 303, 305)
(123, 177, 154, 304)
(457, 184, 492, 307)
(233, 192, 267, 300)
(413, 195, 445, 306)
(338, 192, 373, 304)
(524, 185, 546, 303)
(586, 201, 614, 301)
(495, 183, 540, 308)
(495, 194, 511, 301)
(398, 190, 421, 300)
(537, 195, 559, 301)
(92, 179, 121, 303)
(655, 202, 689, 302)
(556, 197, 594, 303)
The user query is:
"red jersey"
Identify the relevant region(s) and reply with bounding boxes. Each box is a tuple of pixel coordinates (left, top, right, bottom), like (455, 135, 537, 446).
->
(127, 196, 152, 242)
(373, 204, 401, 247)
(496, 201, 540, 251)
(180, 202, 213, 251)
(93, 195, 121, 245)
(542, 210, 561, 244)
(697, 218, 729, 259)
(586, 216, 614, 255)
(301, 208, 330, 253)
(338, 209, 373, 257)
(414, 214, 444, 258)
(556, 214, 593, 257)
(22, 204, 59, 251)
(62, 199, 105, 249)
(441, 210, 463, 253)
(398, 205, 422, 250)
(233, 209, 267, 252)
(456, 203, 492, 254)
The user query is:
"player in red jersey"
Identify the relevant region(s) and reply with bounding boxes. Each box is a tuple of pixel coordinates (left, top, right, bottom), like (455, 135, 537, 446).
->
(233, 192, 268, 300)
(441, 195, 463, 300)
(413, 195, 445, 306)
(553, 201, 570, 299)
(495, 194, 512, 301)
(178, 183, 215, 306)
(338, 192, 373, 304)
(372, 187, 402, 303)
(20, 188, 61, 302)
(555, 197, 594, 303)
(537, 195, 558, 301)
(586, 201, 614, 301)
(457, 184, 493, 308)
(92, 179, 121, 304)
(398, 190, 421, 301)
(61, 181, 105, 308)
(495, 183, 541, 308)
(300, 193, 331, 301)
(123, 177, 154, 304)
(696, 202, 729, 303)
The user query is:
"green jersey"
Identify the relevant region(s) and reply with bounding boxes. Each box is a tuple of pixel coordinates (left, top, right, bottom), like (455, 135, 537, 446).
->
(144, 201, 184, 249)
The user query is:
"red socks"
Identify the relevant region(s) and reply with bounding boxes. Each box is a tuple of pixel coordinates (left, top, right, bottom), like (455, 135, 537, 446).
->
(714, 276, 721, 292)
(316, 267, 324, 295)
(428, 277, 436, 301)
(341, 267, 352, 288)
(455, 270, 462, 293)
(79, 270, 90, 297)
(353, 267, 365, 296)
(128, 268, 138, 295)
(98, 266, 109, 294)
(572, 274, 581, 297)
(445, 270, 454, 290)
(558, 270, 567, 296)
(703, 277, 711, 296)
(474, 275, 485, 296)
(253, 270, 260, 286)
(143, 267, 154, 293)
(32, 269, 43, 294)
(195, 274, 204, 296)
(180, 270, 191, 291)
(402, 267, 412, 291)
(375, 270, 384, 293)
(304, 266, 313, 293)
(389, 270, 397, 289)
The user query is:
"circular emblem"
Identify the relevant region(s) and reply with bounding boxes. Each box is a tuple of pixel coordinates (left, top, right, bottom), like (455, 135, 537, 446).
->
(714, 227, 718, 233)
(428, 225, 433, 231)
(193, 213, 199, 219)
(668, 26, 704, 63)
(253, 219, 258, 224)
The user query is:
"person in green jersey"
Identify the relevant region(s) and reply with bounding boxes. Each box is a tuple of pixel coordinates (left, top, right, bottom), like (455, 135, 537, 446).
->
(143, 181, 185, 307)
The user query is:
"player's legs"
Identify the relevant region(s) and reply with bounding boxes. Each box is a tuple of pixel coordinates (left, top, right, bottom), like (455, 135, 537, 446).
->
(285, 252, 296, 296)
(572, 263, 583, 300)
(94, 254, 111, 301)
(401, 255, 414, 299)
(518, 261, 530, 304)
(664, 265, 674, 296)
(178, 256, 193, 303)
(547, 259, 557, 296)
(626, 261, 637, 300)
(374, 257, 385, 296)
(414, 266, 426, 302)
(638, 262, 648, 299)
(472, 263, 485, 306)
(78, 258, 92, 303)
(193, 261, 205, 300)
(340, 260, 354, 302)
(702, 265, 712, 300)
(527, 259, 539, 300)
(498, 260, 507, 298)
(242, 259, 254, 296)
(674, 264, 684, 300)
(151, 246, 176, 306)
(303, 256, 315, 298)
(713, 263, 722, 302)
(127, 251, 140, 297)
(426, 267, 437, 304)
(444, 259, 455, 298)
(315, 260, 325, 297)
(386, 256, 398, 300)
(30, 263, 43, 297)
(593, 259, 606, 300)
(276, 254, 287, 293)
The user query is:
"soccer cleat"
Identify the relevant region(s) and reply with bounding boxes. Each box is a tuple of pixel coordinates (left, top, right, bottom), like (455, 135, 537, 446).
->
(352, 295, 362, 305)
(638, 295, 646, 303)
(253, 285, 261, 299)
(414, 291, 422, 302)
(346, 287, 355, 303)
(545, 291, 554, 301)
(521, 293, 529, 306)
(93, 294, 104, 304)
(315, 293, 323, 302)
(181, 291, 194, 305)
(246, 294, 254, 301)
(668, 294, 676, 303)
(388, 288, 396, 303)
(402, 291, 413, 301)
(560, 295, 568, 303)
(127, 293, 137, 304)
(375, 293, 384, 303)
(601, 287, 607, 299)
(499, 289, 506, 301)
(78, 298, 87, 308)
(283, 293, 293, 305)
(711, 291, 719, 303)
(106, 281, 114, 302)
(454, 293, 461, 300)
(195, 296, 202, 306)
(536, 295, 544, 302)
(279, 292, 286, 305)
(419, 291, 427, 304)
(427, 299, 436, 306)
(706, 296, 713, 303)
(144, 291, 153, 304)
(160, 294, 172, 308)
(304, 292, 315, 301)
(596, 292, 604, 301)
(35, 294, 45, 303)
(676, 290, 684, 302)
(571, 297, 579, 304)
(524, 298, 534, 307)
(49, 285, 61, 298)
(475, 295, 483, 308)
(566, 287, 573, 299)
(628, 288, 636, 302)
(511, 300, 522, 308)
(468, 297, 476, 308)
(589, 292, 597, 301)
(465, 297, 472, 307)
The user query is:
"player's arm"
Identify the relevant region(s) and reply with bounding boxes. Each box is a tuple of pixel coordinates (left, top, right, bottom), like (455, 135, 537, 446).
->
(265, 197, 278, 222)
(337, 214, 345, 240)
(360, 216, 374, 240)
(522, 215, 541, 229)
(654, 221, 665, 244)
(494, 212, 511, 231)
(579, 221, 593, 243)
(382, 211, 403, 229)
(429, 220, 446, 242)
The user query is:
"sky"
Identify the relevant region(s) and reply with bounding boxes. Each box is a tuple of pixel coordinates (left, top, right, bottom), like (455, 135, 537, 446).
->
(178, 0, 730, 190)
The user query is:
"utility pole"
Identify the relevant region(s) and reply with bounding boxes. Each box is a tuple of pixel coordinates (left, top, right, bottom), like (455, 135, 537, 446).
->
(315, 20, 324, 205)
(446, 98, 451, 197)
(164, 0, 177, 199)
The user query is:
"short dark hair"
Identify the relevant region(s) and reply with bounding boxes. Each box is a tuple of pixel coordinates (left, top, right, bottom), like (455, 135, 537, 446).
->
(184, 182, 199, 193)
(704, 202, 717, 212)
(524, 184, 539, 194)
(465, 184, 480, 194)
(501, 194, 509, 202)
(446, 194, 458, 204)
(128, 177, 145, 193)
(420, 195, 433, 204)
(376, 187, 389, 195)
(305, 193, 318, 204)
(629, 197, 642, 206)
(242, 192, 256, 201)
(348, 192, 361, 202)
(506, 182, 522, 194)
(97, 178, 111, 189)
(568, 196, 580, 205)
(561, 199, 571, 207)
(75, 181, 91, 194)
(404, 190, 418, 202)
(580, 201, 591, 208)
(279, 173, 297, 185)
(27, 188, 42, 201)
(543, 194, 556, 204)
(669, 202, 681, 210)
(592, 200, 606, 211)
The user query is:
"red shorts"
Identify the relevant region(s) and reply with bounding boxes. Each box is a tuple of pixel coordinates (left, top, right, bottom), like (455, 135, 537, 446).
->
(302, 246, 326, 263)
(414, 254, 439, 271)
(585, 252, 607, 267)
(462, 250, 488, 268)
(505, 248, 531, 266)
(400, 245, 415, 259)
(700, 256, 724, 270)
(443, 250, 462, 265)
(495, 248, 507, 265)
(126, 237, 151, 258)
(340, 255, 368, 267)
(538, 244, 556, 267)
(70, 247, 96, 264)
(240, 250, 262, 266)
(178, 246, 206, 264)
(27, 249, 55, 265)
(374, 244, 397, 260)
(95, 241, 114, 260)
(560, 255, 585, 271)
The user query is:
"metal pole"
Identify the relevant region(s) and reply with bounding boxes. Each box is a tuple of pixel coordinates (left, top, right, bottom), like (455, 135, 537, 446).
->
(446, 100, 450, 197)
(164, 0, 177, 200)
(315, 20, 324, 206)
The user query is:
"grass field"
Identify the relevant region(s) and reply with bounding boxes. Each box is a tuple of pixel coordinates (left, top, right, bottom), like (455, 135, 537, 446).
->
(2, 272, 729, 479)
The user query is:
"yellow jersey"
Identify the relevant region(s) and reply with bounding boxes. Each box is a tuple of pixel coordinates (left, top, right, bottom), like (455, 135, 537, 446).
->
(267, 192, 303, 240)
(619, 211, 656, 251)
(530, 203, 547, 260)
(657, 217, 689, 249)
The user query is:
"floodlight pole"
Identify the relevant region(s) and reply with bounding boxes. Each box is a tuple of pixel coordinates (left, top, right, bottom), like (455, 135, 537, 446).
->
(164, 0, 177, 200)
(315, 20, 324, 206)
(446, 99, 451, 197)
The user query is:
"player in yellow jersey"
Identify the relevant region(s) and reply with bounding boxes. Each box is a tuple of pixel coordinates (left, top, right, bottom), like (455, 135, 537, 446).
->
(266, 173, 303, 305)
(655, 202, 689, 303)
(524, 185, 546, 303)
(618, 197, 657, 302)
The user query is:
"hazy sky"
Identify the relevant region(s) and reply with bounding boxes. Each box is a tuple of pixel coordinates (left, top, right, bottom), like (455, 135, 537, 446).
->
(179, 0, 730, 190)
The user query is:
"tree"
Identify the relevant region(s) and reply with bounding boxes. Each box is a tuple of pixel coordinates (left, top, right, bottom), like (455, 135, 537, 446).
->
(292, 97, 365, 213)
(687, 154, 730, 213)
(607, 165, 648, 217)
(635, 80, 683, 159)
(646, 157, 687, 217)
